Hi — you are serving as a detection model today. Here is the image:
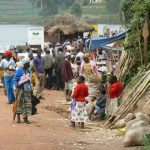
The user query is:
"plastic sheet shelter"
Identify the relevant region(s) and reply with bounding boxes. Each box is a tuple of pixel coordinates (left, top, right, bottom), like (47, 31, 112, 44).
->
(89, 31, 127, 50)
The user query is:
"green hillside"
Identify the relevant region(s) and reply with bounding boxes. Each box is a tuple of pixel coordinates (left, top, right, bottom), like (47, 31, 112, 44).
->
(0, 0, 120, 24)
(81, 2, 120, 24)
(0, 0, 37, 17)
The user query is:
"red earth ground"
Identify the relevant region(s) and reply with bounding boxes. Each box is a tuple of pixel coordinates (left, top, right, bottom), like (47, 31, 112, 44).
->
(0, 88, 140, 150)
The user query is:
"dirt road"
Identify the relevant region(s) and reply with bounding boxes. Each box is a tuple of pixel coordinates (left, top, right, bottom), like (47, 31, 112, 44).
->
(0, 89, 140, 150)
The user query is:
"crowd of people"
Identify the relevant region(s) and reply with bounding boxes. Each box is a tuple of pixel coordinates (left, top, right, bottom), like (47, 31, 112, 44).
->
(0, 38, 124, 128)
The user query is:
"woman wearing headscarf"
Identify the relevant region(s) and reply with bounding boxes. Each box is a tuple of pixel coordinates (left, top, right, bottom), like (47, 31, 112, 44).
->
(0, 50, 16, 104)
(80, 54, 101, 101)
(13, 58, 32, 124)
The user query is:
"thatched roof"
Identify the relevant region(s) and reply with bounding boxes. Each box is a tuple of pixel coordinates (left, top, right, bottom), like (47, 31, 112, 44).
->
(47, 25, 75, 35)
(45, 13, 95, 35)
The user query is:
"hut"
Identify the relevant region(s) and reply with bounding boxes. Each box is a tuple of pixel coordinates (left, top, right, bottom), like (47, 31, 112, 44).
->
(44, 13, 95, 43)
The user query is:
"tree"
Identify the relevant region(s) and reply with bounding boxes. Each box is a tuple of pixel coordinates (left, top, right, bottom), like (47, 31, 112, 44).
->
(71, 2, 82, 17)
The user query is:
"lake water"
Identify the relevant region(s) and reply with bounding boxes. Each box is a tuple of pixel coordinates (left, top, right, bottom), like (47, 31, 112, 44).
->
(0, 24, 42, 51)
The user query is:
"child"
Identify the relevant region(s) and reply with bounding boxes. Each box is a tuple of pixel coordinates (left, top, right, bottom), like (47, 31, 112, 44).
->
(71, 76, 89, 129)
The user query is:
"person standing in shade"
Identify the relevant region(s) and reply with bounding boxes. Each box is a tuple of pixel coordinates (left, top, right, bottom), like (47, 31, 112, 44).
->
(55, 47, 65, 90)
(33, 49, 45, 99)
(0, 50, 16, 104)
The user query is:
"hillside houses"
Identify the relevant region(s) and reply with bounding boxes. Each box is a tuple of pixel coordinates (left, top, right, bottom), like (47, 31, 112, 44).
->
(89, 0, 105, 3)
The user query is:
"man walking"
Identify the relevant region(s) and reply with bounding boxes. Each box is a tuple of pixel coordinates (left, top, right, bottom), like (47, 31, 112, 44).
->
(33, 49, 45, 99)
(44, 50, 55, 89)
(0, 50, 16, 104)
(55, 48, 65, 90)
(61, 53, 74, 101)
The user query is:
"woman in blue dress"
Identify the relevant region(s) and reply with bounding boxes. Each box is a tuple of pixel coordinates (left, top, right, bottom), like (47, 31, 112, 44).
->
(13, 58, 32, 124)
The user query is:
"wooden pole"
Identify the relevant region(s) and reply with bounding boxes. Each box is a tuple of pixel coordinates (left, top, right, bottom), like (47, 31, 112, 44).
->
(142, 13, 149, 67)
(137, 26, 143, 66)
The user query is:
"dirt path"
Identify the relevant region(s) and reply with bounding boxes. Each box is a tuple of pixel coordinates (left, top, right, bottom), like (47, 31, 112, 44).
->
(0, 89, 140, 150)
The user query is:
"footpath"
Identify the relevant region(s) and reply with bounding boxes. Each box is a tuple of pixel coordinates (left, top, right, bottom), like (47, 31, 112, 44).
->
(0, 88, 139, 150)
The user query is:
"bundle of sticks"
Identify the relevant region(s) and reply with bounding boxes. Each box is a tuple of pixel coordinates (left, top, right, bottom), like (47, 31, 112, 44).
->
(115, 51, 134, 80)
(105, 70, 150, 128)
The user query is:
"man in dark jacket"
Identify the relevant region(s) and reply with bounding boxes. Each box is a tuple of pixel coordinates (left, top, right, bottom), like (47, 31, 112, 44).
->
(55, 48, 65, 90)
(61, 52, 74, 101)
(44, 50, 55, 89)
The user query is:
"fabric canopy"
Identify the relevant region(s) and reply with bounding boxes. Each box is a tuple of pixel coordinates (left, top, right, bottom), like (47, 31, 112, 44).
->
(89, 31, 127, 50)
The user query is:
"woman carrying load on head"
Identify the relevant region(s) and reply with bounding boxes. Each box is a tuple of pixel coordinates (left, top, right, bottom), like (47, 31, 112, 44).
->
(13, 58, 32, 124)
(80, 54, 101, 102)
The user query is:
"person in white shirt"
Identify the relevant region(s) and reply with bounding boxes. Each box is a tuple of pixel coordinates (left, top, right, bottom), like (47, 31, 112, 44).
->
(0, 50, 16, 104)
(76, 49, 84, 62)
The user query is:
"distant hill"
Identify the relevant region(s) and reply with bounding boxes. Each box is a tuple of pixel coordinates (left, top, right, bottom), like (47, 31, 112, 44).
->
(0, 0, 36, 17)
(0, 0, 120, 24)
(81, 2, 120, 24)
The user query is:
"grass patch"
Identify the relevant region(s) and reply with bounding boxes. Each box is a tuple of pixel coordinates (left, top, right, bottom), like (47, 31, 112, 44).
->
(82, 8, 110, 15)
(83, 15, 120, 24)
(0, 16, 54, 25)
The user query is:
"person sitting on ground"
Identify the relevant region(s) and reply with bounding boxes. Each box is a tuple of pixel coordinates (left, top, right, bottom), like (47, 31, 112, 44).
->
(89, 85, 106, 120)
(71, 76, 89, 129)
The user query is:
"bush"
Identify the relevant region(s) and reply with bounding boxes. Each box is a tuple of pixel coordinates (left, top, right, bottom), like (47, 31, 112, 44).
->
(82, 0, 89, 6)
(141, 134, 150, 150)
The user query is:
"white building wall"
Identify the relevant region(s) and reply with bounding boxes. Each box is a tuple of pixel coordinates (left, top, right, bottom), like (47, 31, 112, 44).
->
(89, 0, 103, 3)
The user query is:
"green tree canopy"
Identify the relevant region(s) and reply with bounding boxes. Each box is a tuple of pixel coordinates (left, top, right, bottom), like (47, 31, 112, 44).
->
(71, 2, 82, 17)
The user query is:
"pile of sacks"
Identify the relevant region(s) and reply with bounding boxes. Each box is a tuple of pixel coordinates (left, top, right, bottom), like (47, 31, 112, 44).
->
(114, 112, 150, 147)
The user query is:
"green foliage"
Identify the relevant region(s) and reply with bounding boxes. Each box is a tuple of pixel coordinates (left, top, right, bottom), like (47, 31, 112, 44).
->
(83, 8, 109, 15)
(105, 0, 121, 14)
(121, 0, 150, 63)
(141, 134, 150, 150)
(36, 0, 76, 16)
(82, 0, 89, 6)
(120, 0, 150, 84)
(71, 2, 82, 17)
